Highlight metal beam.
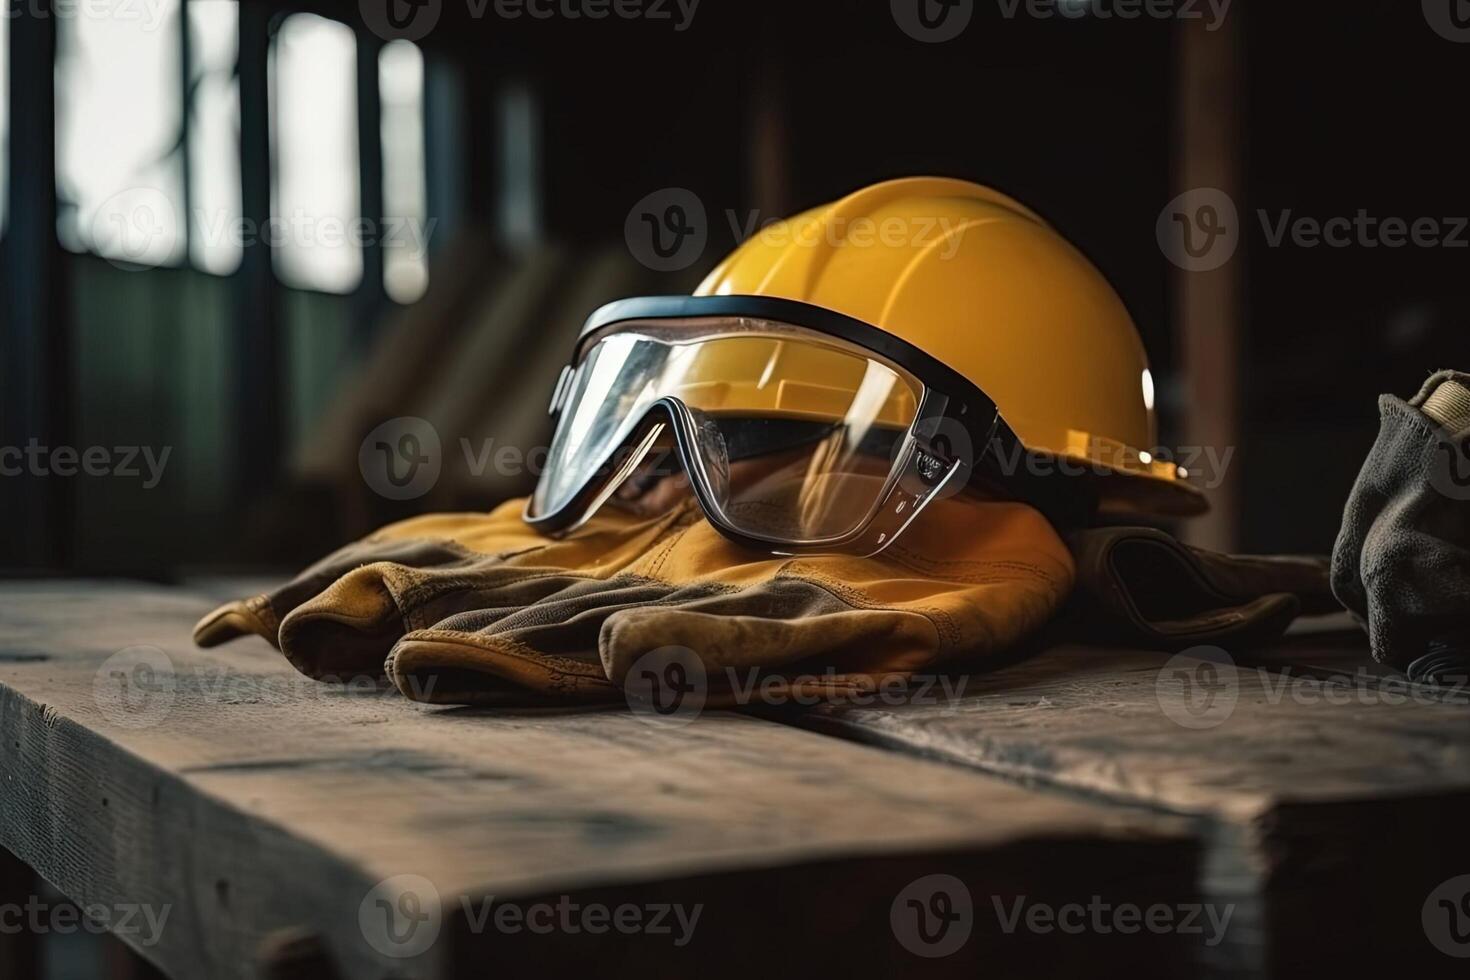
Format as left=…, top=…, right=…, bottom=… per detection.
left=353, top=27, right=385, bottom=347
left=232, top=0, right=282, bottom=500
left=0, top=3, right=69, bottom=569
left=1174, top=11, right=1244, bottom=552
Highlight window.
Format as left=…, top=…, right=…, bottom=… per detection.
left=44, top=6, right=431, bottom=292
left=55, top=0, right=187, bottom=266
left=380, top=39, right=429, bottom=304
left=269, top=14, right=361, bottom=294
left=188, top=0, right=242, bottom=275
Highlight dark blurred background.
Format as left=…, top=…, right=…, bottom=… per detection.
left=0, top=0, right=1466, bottom=579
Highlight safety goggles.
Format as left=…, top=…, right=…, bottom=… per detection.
left=525, top=296, right=1009, bottom=556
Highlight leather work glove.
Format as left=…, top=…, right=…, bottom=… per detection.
left=1332, top=370, right=1470, bottom=680
left=1058, top=526, right=1335, bottom=651
left=378, top=492, right=1073, bottom=705
left=193, top=498, right=680, bottom=694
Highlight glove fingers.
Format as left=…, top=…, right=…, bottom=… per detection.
left=385, top=577, right=679, bottom=702
left=475, top=577, right=700, bottom=650
left=190, top=536, right=495, bottom=652
left=387, top=632, right=619, bottom=705
left=385, top=571, right=746, bottom=703
left=194, top=537, right=499, bottom=652
left=1150, top=593, right=1302, bottom=650
left=193, top=594, right=279, bottom=648
left=276, top=560, right=638, bottom=681
left=387, top=587, right=930, bottom=707
left=599, top=579, right=942, bottom=685
left=190, top=500, right=568, bottom=652
left=277, top=563, right=417, bottom=681
left=390, top=506, right=700, bottom=645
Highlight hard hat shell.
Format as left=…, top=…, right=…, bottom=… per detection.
left=691, top=176, right=1204, bottom=516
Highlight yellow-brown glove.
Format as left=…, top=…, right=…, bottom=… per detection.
left=192, top=498, right=679, bottom=693
left=379, top=493, right=1074, bottom=705
left=197, top=491, right=1074, bottom=706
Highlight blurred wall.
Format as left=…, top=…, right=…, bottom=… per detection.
left=1, top=0, right=1466, bottom=575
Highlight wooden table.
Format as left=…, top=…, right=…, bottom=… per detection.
left=0, top=582, right=1201, bottom=979
left=780, top=621, right=1470, bottom=976
left=3, top=584, right=1468, bottom=977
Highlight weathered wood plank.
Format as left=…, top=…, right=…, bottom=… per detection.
left=780, top=630, right=1470, bottom=977
left=0, top=583, right=1200, bottom=980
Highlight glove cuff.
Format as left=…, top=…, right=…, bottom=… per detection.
left=1415, top=371, right=1470, bottom=435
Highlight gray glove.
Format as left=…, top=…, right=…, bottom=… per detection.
left=1331, top=370, right=1470, bottom=679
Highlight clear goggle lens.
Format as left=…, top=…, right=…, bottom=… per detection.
left=528, top=318, right=973, bottom=552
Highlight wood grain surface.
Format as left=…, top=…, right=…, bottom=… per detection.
left=0, top=582, right=1200, bottom=980
left=778, top=624, right=1470, bottom=976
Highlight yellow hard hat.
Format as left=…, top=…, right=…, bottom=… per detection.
left=692, top=176, right=1204, bottom=518
left=533, top=177, right=1202, bottom=554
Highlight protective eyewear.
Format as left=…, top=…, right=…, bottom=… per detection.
left=525, top=295, right=1017, bottom=556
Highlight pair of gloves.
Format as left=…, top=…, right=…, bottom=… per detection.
left=197, top=478, right=1343, bottom=705
left=196, top=492, right=1077, bottom=705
